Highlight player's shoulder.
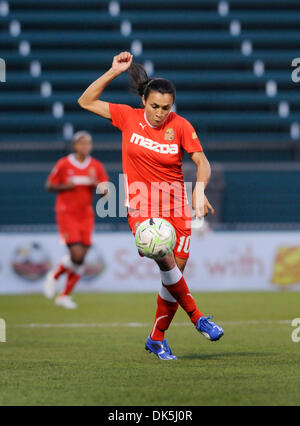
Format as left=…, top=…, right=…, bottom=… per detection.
left=90, top=157, right=105, bottom=167
left=123, top=105, right=144, bottom=117
left=55, top=155, right=69, bottom=167
left=110, top=102, right=137, bottom=113
left=167, top=112, right=193, bottom=133
left=49, top=155, right=68, bottom=174
left=167, top=111, right=188, bottom=126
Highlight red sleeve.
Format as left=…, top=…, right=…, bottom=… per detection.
left=109, top=103, right=134, bottom=131
left=96, top=161, right=109, bottom=183
left=180, top=118, right=203, bottom=153
left=47, top=158, right=65, bottom=185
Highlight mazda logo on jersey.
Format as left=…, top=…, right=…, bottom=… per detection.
left=130, top=133, right=178, bottom=154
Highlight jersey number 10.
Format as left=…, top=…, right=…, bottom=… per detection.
left=177, top=236, right=191, bottom=254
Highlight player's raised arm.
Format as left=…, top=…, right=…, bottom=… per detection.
left=78, top=51, right=133, bottom=119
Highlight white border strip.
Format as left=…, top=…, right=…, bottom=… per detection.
left=8, top=320, right=292, bottom=329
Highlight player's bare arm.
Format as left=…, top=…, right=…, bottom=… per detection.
left=190, top=151, right=215, bottom=218
left=78, top=51, right=133, bottom=119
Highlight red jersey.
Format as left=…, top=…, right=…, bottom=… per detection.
left=48, top=154, right=109, bottom=214
left=109, top=103, right=203, bottom=217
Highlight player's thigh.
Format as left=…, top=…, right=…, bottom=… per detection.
left=56, top=212, right=81, bottom=245
left=127, top=210, right=143, bottom=235
left=168, top=216, right=191, bottom=261
left=79, top=212, right=94, bottom=247
left=127, top=211, right=147, bottom=257
left=175, top=256, right=188, bottom=273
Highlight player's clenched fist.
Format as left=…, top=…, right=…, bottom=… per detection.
left=112, top=51, right=133, bottom=75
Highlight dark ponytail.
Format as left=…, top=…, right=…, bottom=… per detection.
left=128, top=62, right=149, bottom=97
left=128, top=62, right=176, bottom=103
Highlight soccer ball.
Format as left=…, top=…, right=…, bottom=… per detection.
left=135, top=218, right=176, bottom=259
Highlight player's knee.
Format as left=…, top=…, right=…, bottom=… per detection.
left=155, top=252, right=176, bottom=271
left=176, top=258, right=188, bottom=273
left=72, top=255, right=84, bottom=265
left=70, top=250, right=85, bottom=265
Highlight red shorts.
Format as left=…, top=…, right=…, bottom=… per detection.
left=127, top=211, right=192, bottom=259
left=56, top=211, right=94, bottom=247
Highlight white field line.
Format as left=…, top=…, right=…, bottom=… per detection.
left=8, top=320, right=292, bottom=329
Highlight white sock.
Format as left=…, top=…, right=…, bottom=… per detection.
left=71, top=263, right=85, bottom=276
left=61, top=254, right=72, bottom=270
left=61, top=254, right=84, bottom=275
left=159, top=285, right=177, bottom=303
left=160, top=265, right=182, bottom=286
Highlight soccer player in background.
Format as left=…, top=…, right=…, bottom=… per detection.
left=78, top=52, right=223, bottom=359
left=44, top=131, right=109, bottom=309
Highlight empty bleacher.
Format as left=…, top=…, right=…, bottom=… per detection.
left=1, top=0, right=300, bottom=226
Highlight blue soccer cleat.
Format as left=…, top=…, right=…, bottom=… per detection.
left=196, top=316, right=224, bottom=341
left=145, top=336, right=177, bottom=360
left=162, top=339, right=176, bottom=358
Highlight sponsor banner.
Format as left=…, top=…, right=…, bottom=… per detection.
left=0, top=229, right=300, bottom=294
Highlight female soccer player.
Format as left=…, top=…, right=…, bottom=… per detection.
left=44, top=131, right=109, bottom=309
left=78, top=52, right=223, bottom=358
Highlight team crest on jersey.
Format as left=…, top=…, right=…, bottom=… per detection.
left=164, top=128, right=175, bottom=141
left=89, top=166, right=96, bottom=178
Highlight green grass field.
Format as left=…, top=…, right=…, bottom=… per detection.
left=0, top=292, right=299, bottom=406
